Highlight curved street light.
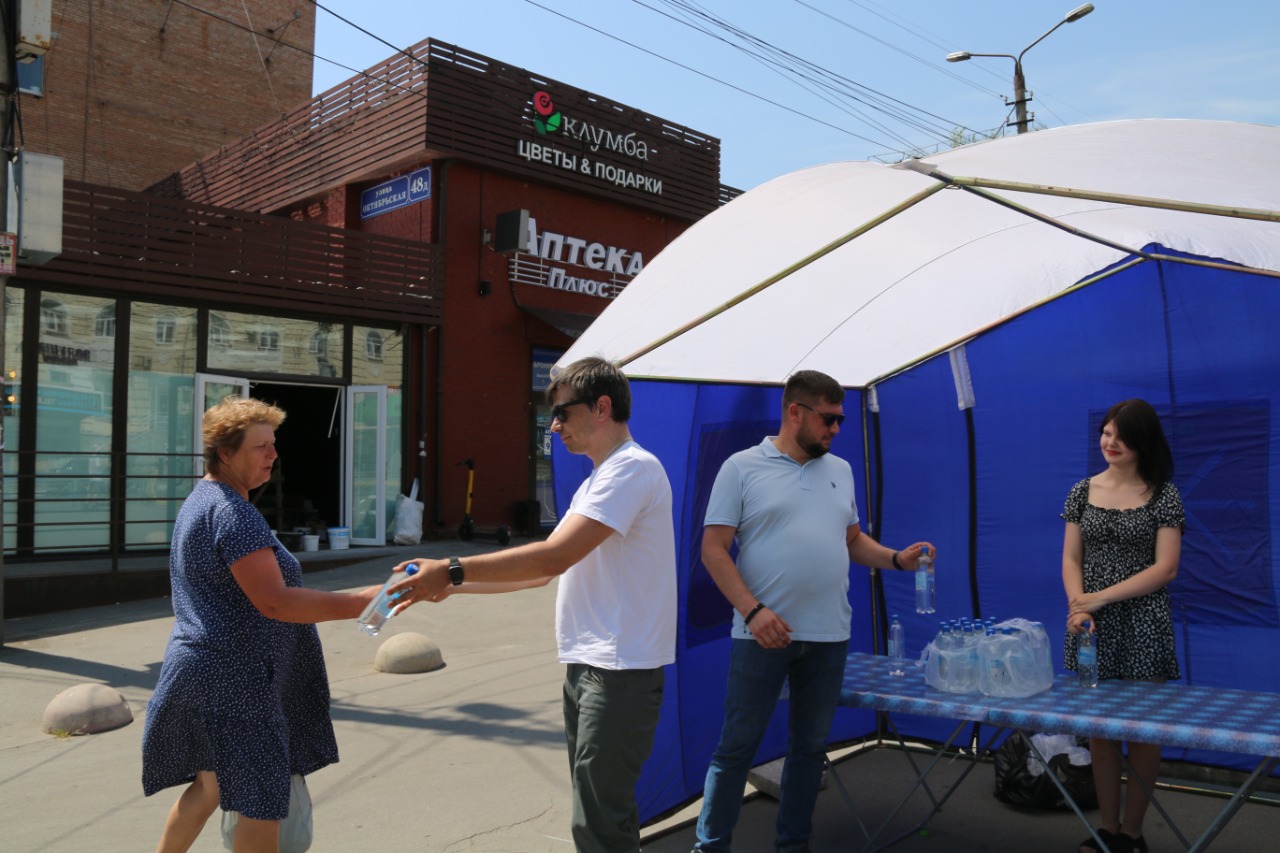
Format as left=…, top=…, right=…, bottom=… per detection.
left=947, top=4, right=1094, bottom=134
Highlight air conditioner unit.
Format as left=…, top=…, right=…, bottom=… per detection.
left=9, top=151, right=64, bottom=265
left=17, top=0, right=53, bottom=62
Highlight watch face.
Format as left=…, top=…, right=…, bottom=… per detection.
left=448, top=559, right=464, bottom=585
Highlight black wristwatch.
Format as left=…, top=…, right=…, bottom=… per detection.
left=447, top=556, right=465, bottom=586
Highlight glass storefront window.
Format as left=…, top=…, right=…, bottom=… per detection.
left=3, top=288, right=23, bottom=550
left=6, top=294, right=409, bottom=555
left=208, top=311, right=345, bottom=378
left=126, top=303, right=199, bottom=548
left=34, top=292, right=115, bottom=551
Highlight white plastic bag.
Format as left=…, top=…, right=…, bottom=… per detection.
left=221, top=773, right=312, bottom=852
left=1027, top=733, right=1091, bottom=777
left=393, top=479, right=424, bottom=546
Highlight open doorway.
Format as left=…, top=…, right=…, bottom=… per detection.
left=248, top=382, right=344, bottom=538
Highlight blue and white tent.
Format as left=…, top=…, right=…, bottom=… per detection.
left=555, top=119, right=1280, bottom=820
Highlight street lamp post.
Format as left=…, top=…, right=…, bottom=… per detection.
left=947, top=4, right=1094, bottom=134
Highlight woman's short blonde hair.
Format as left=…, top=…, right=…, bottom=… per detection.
left=203, top=396, right=286, bottom=475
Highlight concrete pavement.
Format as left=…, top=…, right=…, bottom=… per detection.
left=3, top=541, right=1277, bottom=852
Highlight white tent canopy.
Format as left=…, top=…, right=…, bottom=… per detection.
left=562, top=120, right=1280, bottom=387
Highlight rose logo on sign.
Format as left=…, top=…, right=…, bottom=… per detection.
left=532, top=90, right=561, bottom=135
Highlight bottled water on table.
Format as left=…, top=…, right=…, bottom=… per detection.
left=915, top=546, right=935, bottom=614
left=888, top=613, right=906, bottom=676
left=978, top=626, right=1011, bottom=694
left=1077, top=620, right=1098, bottom=687
left=357, top=564, right=420, bottom=636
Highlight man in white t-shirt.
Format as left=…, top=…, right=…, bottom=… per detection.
left=693, top=370, right=934, bottom=853
left=392, top=357, right=676, bottom=853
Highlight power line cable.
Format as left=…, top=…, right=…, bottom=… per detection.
left=790, top=0, right=1005, bottom=98
left=636, top=0, right=924, bottom=149
left=651, top=0, right=968, bottom=141
left=515, top=0, right=901, bottom=150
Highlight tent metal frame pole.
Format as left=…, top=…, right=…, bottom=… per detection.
left=899, top=163, right=1280, bottom=279
left=951, top=182, right=1280, bottom=281
left=925, top=173, right=1280, bottom=224
left=616, top=183, right=948, bottom=369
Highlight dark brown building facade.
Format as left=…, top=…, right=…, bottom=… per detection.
left=5, top=35, right=725, bottom=612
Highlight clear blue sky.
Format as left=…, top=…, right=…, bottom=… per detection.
left=310, top=1, right=1280, bottom=191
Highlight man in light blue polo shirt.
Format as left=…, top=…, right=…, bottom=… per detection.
left=693, top=370, right=934, bottom=853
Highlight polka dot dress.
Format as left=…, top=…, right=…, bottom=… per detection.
left=142, top=480, right=338, bottom=820
left=1061, top=478, right=1184, bottom=681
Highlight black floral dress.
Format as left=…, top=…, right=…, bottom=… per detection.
left=1061, top=478, right=1184, bottom=680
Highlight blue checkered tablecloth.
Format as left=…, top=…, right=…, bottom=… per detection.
left=839, top=652, right=1280, bottom=757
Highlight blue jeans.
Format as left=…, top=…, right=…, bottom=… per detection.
left=695, top=638, right=849, bottom=853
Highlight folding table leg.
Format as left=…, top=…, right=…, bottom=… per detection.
left=858, top=718, right=997, bottom=853
left=824, top=754, right=872, bottom=844
left=1185, top=756, right=1279, bottom=853
left=1019, top=730, right=1120, bottom=853
left=1107, top=740, right=1190, bottom=850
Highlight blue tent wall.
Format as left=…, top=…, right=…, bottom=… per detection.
left=551, top=247, right=1279, bottom=822
left=872, top=249, right=1279, bottom=773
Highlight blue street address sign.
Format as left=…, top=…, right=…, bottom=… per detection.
left=359, top=167, right=432, bottom=220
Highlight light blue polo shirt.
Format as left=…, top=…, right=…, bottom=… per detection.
left=705, top=437, right=859, bottom=642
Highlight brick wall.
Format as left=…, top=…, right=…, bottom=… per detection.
left=420, top=163, right=691, bottom=528
left=19, top=0, right=315, bottom=190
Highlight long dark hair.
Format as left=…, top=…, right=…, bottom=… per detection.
left=1100, top=399, right=1174, bottom=492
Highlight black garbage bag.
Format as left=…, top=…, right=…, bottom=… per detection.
left=993, top=731, right=1097, bottom=811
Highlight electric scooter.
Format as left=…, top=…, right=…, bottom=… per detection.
left=457, top=457, right=511, bottom=545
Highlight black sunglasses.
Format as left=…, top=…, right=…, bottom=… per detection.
left=550, top=397, right=595, bottom=423
left=795, top=401, right=846, bottom=427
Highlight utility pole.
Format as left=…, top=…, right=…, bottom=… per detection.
left=1011, top=61, right=1030, bottom=135
left=946, top=4, right=1095, bottom=135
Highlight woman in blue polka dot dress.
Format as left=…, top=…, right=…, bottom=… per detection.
left=1062, top=399, right=1184, bottom=853
left=142, top=397, right=378, bottom=852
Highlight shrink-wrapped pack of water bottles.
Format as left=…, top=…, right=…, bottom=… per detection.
left=923, top=617, right=1053, bottom=697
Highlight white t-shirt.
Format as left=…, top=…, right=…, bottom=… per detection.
left=555, top=440, right=677, bottom=670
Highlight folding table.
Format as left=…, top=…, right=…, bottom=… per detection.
left=834, top=651, right=1280, bottom=852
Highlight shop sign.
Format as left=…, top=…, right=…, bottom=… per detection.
left=37, top=386, right=103, bottom=414
left=39, top=342, right=91, bottom=365
left=0, top=232, right=15, bottom=275
left=517, top=90, right=662, bottom=197
left=359, top=167, right=432, bottom=220
left=509, top=216, right=646, bottom=300
left=531, top=347, right=560, bottom=391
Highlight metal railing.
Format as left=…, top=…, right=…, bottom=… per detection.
left=3, top=448, right=200, bottom=568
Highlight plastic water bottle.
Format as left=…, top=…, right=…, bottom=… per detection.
left=888, top=614, right=906, bottom=676
left=978, top=626, right=1008, bottom=695
left=915, top=546, right=935, bottom=614
left=1077, top=621, right=1098, bottom=687
left=357, top=564, right=420, bottom=636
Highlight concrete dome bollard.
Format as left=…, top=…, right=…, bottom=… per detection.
left=374, top=632, right=444, bottom=674
left=42, top=683, right=133, bottom=736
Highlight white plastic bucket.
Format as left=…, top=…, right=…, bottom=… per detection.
left=328, top=527, right=351, bottom=550
left=301, top=534, right=320, bottom=552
